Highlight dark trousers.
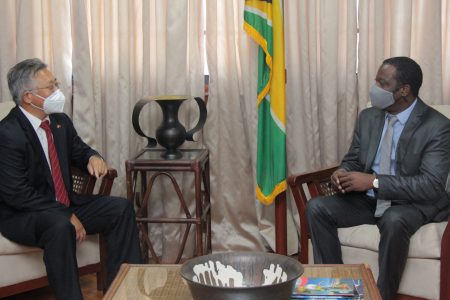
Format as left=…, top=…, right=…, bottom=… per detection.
left=0, top=196, right=141, bottom=300
left=305, top=193, right=425, bottom=300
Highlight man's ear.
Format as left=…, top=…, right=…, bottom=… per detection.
left=400, top=84, right=411, bottom=97
left=22, top=91, right=33, bottom=104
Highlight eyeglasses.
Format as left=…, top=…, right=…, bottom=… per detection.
left=29, top=80, right=60, bottom=92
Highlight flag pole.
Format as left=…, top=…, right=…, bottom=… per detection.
left=275, top=0, right=287, bottom=256
left=275, top=191, right=287, bottom=255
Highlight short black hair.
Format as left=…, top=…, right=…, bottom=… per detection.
left=382, top=56, right=422, bottom=97
left=7, top=58, right=47, bottom=105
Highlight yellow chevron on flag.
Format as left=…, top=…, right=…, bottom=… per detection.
left=244, top=0, right=286, bottom=205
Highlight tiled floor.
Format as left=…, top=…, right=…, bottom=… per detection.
left=4, top=274, right=103, bottom=300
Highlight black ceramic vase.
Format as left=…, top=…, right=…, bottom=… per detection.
left=132, top=95, right=207, bottom=159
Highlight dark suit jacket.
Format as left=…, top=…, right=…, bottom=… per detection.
left=0, top=106, right=99, bottom=223
left=340, top=98, right=450, bottom=222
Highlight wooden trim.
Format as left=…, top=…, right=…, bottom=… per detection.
left=287, top=166, right=338, bottom=263
left=396, top=294, right=427, bottom=300
left=103, top=264, right=130, bottom=300
left=440, top=219, right=450, bottom=300
left=362, top=264, right=382, bottom=300
left=98, top=168, right=118, bottom=196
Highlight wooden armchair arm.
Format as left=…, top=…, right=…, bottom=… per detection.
left=287, top=165, right=338, bottom=263
left=71, top=166, right=117, bottom=196
left=98, top=168, right=118, bottom=196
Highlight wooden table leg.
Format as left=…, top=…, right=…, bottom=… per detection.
left=194, top=165, right=203, bottom=256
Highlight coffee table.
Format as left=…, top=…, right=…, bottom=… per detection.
left=104, top=263, right=381, bottom=299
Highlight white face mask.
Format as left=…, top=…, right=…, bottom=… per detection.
left=369, top=84, right=395, bottom=109
left=31, top=89, right=66, bottom=114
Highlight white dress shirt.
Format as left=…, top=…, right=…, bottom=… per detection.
left=19, top=106, right=51, bottom=169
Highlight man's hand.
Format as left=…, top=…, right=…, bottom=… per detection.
left=330, top=168, right=348, bottom=193
left=338, top=172, right=376, bottom=193
left=87, top=155, right=107, bottom=179
left=70, top=214, right=86, bottom=243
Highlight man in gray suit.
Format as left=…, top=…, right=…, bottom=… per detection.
left=306, top=57, right=450, bottom=300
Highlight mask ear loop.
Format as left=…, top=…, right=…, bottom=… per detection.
left=394, top=84, right=410, bottom=103
left=26, top=90, right=46, bottom=111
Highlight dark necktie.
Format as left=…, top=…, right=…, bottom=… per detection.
left=40, top=120, right=70, bottom=206
left=375, top=115, right=398, bottom=217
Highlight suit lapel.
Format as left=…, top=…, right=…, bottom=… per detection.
left=396, top=98, right=427, bottom=167
left=365, top=109, right=385, bottom=170
left=14, top=107, right=54, bottom=188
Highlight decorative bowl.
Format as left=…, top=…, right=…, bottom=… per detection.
left=180, top=251, right=304, bottom=300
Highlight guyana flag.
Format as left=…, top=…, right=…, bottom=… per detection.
left=244, top=0, right=286, bottom=205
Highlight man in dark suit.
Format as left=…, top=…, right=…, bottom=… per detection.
left=306, top=57, right=450, bottom=300
left=0, top=58, right=141, bottom=299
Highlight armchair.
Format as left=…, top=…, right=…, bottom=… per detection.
left=287, top=105, right=450, bottom=300
left=0, top=101, right=117, bottom=297
left=288, top=167, right=449, bottom=300
left=0, top=167, right=117, bottom=298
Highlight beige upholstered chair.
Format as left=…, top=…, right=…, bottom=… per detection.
left=287, top=105, right=450, bottom=300
left=0, top=101, right=116, bottom=297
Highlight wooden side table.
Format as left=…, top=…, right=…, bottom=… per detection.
left=125, top=149, right=211, bottom=263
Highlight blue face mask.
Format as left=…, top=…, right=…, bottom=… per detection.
left=369, top=84, right=395, bottom=109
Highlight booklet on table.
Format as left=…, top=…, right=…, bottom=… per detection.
left=292, top=277, right=363, bottom=299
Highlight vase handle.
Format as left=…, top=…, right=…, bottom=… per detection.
left=186, top=97, right=207, bottom=141
left=132, top=99, right=157, bottom=148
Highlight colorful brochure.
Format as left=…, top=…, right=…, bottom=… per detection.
left=291, top=277, right=363, bottom=299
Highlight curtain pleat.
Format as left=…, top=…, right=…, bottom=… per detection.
left=358, top=0, right=445, bottom=106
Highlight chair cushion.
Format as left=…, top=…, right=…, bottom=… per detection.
left=340, top=245, right=441, bottom=300
left=0, top=234, right=100, bottom=287
left=0, top=233, right=41, bottom=255
left=0, top=232, right=100, bottom=257
left=432, top=104, right=450, bottom=118
left=338, top=221, right=447, bottom=259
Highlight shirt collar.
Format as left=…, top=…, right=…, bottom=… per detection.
left=19, top=106, right=50, bottom=131
left=386, top=98, right=418, bottom=125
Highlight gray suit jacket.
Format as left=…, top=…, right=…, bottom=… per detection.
left=340, top=99, right=450, bottom=222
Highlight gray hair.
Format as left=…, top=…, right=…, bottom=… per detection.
left=7, top=58, right=47, bottom=105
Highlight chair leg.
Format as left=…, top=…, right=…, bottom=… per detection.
left=440, top=220, right=450, bottom=300
left=96, top=271, right=103, bottom=291
left=99, top=235, right=108, bottom=292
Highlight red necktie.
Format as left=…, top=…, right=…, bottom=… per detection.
left=40, top=120, right=70, bottom=206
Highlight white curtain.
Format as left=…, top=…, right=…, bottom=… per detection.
left=444, top=0, right=450, bottom=103
left=71, top=0, right=204, bottom=177
left=205, top=0, right=269, bottom=252
left=285, top=0, right=358, bottom=172
left=358, top=0, right=450, bottom=106
left=0, top=0, right=73, bottom=113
